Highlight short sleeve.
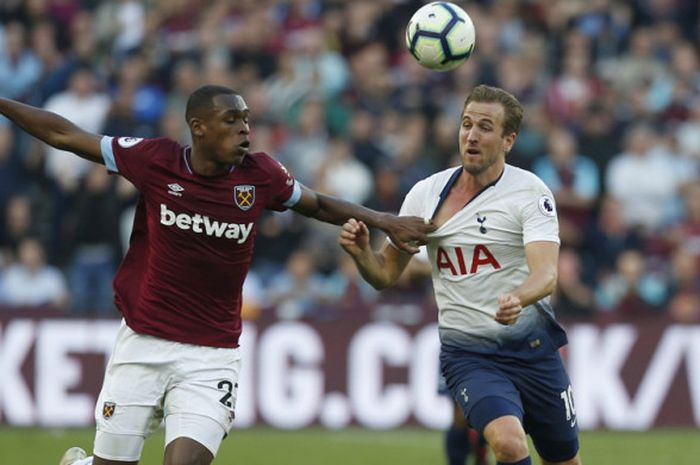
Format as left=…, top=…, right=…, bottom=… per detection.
left=264, top=155, right=300, bottom=211
left=386, top=180, right=430, bottom=249
left=100, top=136, right=166, bottom=189
left=520, top=184, right=560, bottom=245
left=398, top=181, right=427, bottom=218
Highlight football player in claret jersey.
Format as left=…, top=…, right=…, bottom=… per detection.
left=0, top=85, right=435, bottom=465
left=339, top=85, right=583, bottom=465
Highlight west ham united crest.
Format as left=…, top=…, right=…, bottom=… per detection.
left=102, top=401, right=116, bottom=419
left=234, top=185, right=255, bottom=211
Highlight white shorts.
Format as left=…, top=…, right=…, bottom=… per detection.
left=94, top=321, right=241, bottom=460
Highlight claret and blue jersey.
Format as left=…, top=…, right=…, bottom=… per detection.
left=100, top=136, right=300, bottom=348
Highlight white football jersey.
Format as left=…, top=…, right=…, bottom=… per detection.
left=398, top=164, right=563, bottom=353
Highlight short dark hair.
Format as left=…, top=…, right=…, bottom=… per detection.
left=185, top=85, right=239, bottom=122
left=462, top=85, right=523, bottom=136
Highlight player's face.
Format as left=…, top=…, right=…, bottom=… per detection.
left=458, top=101, right=516, bottom=176
left=203, top=94, right=251, bottom=165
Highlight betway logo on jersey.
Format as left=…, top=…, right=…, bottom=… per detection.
left=160, top=204, right=253, bottom=244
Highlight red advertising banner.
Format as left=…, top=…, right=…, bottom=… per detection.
left=0, top=309, right=698, bottom=429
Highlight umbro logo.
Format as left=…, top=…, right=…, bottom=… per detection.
left=168, top=183, right=184, bottom=197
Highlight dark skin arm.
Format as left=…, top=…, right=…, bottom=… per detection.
left=0, top=98, right=437, bottom=252
left=292, top=185, right=436, bottom=254
left=0, top=97, right=103, bottom=163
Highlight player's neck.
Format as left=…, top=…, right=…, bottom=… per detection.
left=190, top=148, right=233, bottom=177
left=458, top=162, right=505, bottom=193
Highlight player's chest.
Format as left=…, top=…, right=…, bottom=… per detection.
left=434, top=203, right=521, bottom=245
left=142, top=173, right=269, bottom=224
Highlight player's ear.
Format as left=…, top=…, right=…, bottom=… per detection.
left=190, top=117, right=205, bottom=138
left=503, top=131, right=517, bottom=154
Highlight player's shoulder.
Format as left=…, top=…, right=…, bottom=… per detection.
left=411, top=166, right=461, bottom=195
left=243, top=151, right=274, bottom=167
left=114, top=136, right=181, bottom=153
left=502, top=164, right=551, bottom=193
left=243, top=151, right=277, bottom=169
left=243, top=151, right=291, bottom=175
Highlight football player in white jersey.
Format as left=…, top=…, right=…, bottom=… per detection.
left=339, top=85, right=582, bottom=465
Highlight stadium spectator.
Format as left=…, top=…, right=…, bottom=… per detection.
left=268, top=248, right=331, bottom=320
left=162, top=59, right=204, bottom=144
left=29, top=20, right=67, bottom=103
left=0, top=21, right=42, bottom=103
left=575, top=101, right=622, bottom=185
left=594, top=249, right=668, bottom=320
left=65, top=165, right=122, bottom=316
left=278, top=96, right=330, bottom=186
left=0, top=125, right=27, bottom=212
left=544, top=47, right=602, bottom=126
left=43, top=64, right=110, bottom=192
left=0, top=236, right=68, bottom=309
left=551, top=247, right=595, bottom=319
left=324, top=251, right=379, bottom=316
left=533, top=125, right=600, bottom=246
left=0, top=193, right=37, bottom=263
left=675, top=98, right=700, bottom=161
left=346, top=108, right=389, bottom=171
left=599, top=27, right=665, bottom=102
left=667, top=182, right=700, bottom=266
left=605, top=123, right=689, bottom=232
left=93, top=0, right=146, bottom=60
left=666, top=245, right=700, bottom=324
left=507, top=103, right=548, bottom=170
left=315, top=137, right=373, bottom=205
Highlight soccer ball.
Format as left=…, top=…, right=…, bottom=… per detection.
left=405, top=2, right=476, bottom=72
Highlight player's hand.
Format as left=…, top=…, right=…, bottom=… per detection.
left=384, top=215, right=436, bottom=254
left=338, top=218, right=371, bottom=256
left=495, top=294, right=522, bottom=325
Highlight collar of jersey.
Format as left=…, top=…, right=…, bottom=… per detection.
left=430, top=166, right=505, bottom=219
left=183, top=146, right=236, bottom=177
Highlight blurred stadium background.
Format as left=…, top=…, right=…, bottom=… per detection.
left=1, top=0, right=699, bottom=464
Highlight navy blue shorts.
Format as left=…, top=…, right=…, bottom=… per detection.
left=440, top=345, right=579, bottom=457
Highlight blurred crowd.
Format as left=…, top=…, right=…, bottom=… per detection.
left=0, top=0, right=699, bottom=324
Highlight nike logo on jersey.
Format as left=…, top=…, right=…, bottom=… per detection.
left=159, top=204, right=253, bottom=244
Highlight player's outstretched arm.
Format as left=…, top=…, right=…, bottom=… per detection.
left=338, top=219, right=413, bottom=289
left=291, top=184, right=436, bottom=254
left=0, top=97, right=103, bottom=164
left=495, top=241, right=559, bottom=325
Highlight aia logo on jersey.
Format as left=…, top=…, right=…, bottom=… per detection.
left=436, top=245, right=501, bottom=276
left=234, top=185, right=255, bottom=210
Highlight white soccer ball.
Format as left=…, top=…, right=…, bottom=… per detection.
left=405, top=2, right=476, bottom=72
